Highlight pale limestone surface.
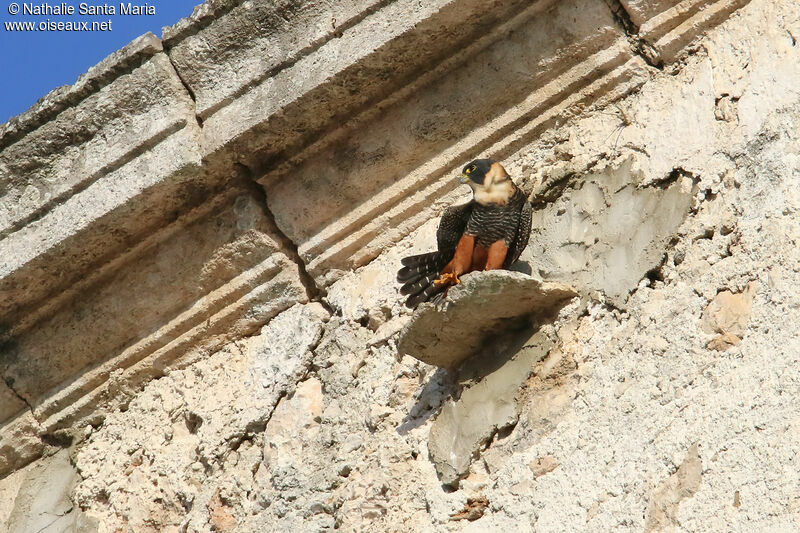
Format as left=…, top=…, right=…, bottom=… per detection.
left=1, top=0, right=800, bottom=531
left=72, top=303, right=329, bottom=531
left=3, top=450, right=96, bottom=533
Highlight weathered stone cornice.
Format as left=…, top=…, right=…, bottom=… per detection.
left=622, top=0, right=751, bottom=63
left=0, top=33, right=164, bottom=148
left=0, top=33, right=203, bottom=327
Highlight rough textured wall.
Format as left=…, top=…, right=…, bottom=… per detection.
left=1, top=0, right=799, bottom=531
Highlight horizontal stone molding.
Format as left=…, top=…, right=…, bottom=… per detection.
left=187, top=0, right=542, bottom=174
left=164, top=0, right=394, bottom=120
left=0, top=33, right=164, bottom=148
left=258, top=0, right=645, bottom=286
left=0, top=37, right=205, bottom=328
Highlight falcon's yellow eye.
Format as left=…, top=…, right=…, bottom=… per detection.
left=464, top=167, right=472, bottom=174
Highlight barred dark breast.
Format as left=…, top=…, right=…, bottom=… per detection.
left=466, top=188, right=528, bottom=251
left=397, top=159, right=532, bottom=308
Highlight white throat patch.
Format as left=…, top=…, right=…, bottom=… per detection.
left=471, top=162, right=516, bottom=205
left=472, top=180, right=515, bottom=205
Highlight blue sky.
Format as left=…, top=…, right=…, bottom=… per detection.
left=0, top=0, right=201, bottom=124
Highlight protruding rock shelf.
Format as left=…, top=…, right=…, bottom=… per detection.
left=397, top=270, right=577, bottom=369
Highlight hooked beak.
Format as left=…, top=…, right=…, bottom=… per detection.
left=458, top=174, right=469, bottom=184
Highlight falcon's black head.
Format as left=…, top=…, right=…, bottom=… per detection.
left=459, top=158, right=516, bottom=205
left=459, top=159, right=494, bottom=185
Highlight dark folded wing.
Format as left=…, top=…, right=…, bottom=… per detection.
left=436, top=201, right=473, bottom=251
left=505, top=199, right=532, bottom=267
left=396, top=201, right=472, bottom=309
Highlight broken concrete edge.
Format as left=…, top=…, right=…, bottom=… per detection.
left=428, top=326, right=557, bottom=485
left=0, top=32, right=163, bottom=149
left=521, top=155, right=699, bottom=309
left=161, top=0, right=240, bottom=44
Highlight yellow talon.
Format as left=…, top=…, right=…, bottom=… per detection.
left=433, top=272, right=461, bottom=286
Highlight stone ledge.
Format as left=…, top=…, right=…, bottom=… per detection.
left=398, top=271, right=576, bottom=369
left=0, top=0, right=752, bottom=330
left=1, top=186, right=301, bottom=408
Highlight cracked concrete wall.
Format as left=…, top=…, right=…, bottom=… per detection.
left=1, top=0, right=799, bottom=530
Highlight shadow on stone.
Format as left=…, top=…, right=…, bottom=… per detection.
left=508, top=260, right=532, bottom=275
left=397, top=327, right=536, bottom=437
left=395, top=270, right=578, bottom=487
left=396, top=367, right=459, bottom=435
left=457, top=320, right=542, bottom=383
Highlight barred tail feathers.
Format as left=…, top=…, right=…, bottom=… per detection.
left=397, top=250, right=452, bottom=308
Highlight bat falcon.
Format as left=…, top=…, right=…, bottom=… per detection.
left=397, top=158, right=532, bottom=308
